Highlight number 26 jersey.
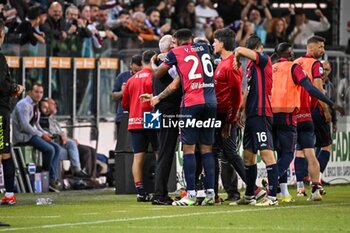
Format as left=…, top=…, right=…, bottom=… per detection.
left=163, top=43, right=217, bottom=107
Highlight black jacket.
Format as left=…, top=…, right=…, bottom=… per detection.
left=0, top=53, right=17, bottom=111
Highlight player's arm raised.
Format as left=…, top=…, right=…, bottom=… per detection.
left=234, top=47, right=257, bottom=69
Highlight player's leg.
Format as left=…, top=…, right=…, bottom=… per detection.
left=0, top=112, right=16, bottom=205
left=299, top=121, right=322, bottom=201
left=253, top=116, right=278, bottom=206
left=130, top=130, right=148, bottom=202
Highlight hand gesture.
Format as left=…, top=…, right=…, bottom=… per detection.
left=233, top=57, right=241, bottom=70
left=333, top=104, right=345, bottom=116
left=237, top=110, right=246, bottom=128
left=139, top=93, right=152, bottom=102
left=42, top=133, right=53, bottom=142
left=314, top=9, right=324, bottom=18
left=12, top=84, right=25, bottom=97
left=151, top=96, right=160, bottom=107
left=221, top=123, right=232, bottom=139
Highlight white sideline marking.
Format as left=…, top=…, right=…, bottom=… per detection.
left=1, top=216, right=61, bottom=219
left=0, top=203, right=348, bottom=232
left=79, top=213, right=98, bottom=216
left=85, top=225, right=331, bottom=231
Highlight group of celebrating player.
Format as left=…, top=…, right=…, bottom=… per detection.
left=121, top=27, right=345, bottom=206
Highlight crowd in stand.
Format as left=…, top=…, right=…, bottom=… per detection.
left=0, top=0, right=332, bottom=57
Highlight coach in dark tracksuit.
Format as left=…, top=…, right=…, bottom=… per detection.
left=152, top=35, right=182, bottom=205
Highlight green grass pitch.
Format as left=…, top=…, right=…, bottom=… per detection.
left=1, top=185, right=350, bottom=233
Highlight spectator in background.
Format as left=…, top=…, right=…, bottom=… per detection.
left=64, top=4, right=92, bottom=57
left=205, top=16, right=224, bottom=43
left=129, top=0, right=144, bottom=13
left=155, top=0, right=176, bottom=27
left=195, top=0, right=218, bottom=37
left=94, top=9, right=118, bottom=43
left=145, top=7, right=171, bottom=37
left=241, top=0, right=272, bottom=45
left=112, top=54, right=142, bottom=137
left=79, top=4, right=102, bottom=57
left=289, top=9, right=330, bottom=46
left=174, top=0, right=196, bottom=31
left=265, top=18, right=288, bottom=47
left=112, top=9, right=142, bottom=49
left=40, top=1, right=66, bottom=56
left=217, top=0, right=247, bottom=25
left=12, top=83, right=62, bottom=192
left=235, top=20, right=255, bottom=46
left=128, top=12, right=159, bottom=42
left=90, top=4, right=100, bottom=23
left=15, top=6, right=45, bottom=48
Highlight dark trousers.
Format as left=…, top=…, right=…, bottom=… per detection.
left=154, top=125, right=179, bottom=197
left=221, top=159, right=240, bottom=198
left=78, top=144, right=97, bottom=178
left=214, top=118, right=246, bottom=183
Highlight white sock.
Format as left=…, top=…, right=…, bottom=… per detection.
left=267, top=195, right=277, bottom=201
left=297, top=181, right=304, bottom=190
left=280, top=183, right=289, bottom=197
left=188, top=190, right=196, bottom=198
left=319, top=172, right=323, bottom=182
left=5, top=192, right=14, bottom=197
left=206, top=189, right=214, bottom=194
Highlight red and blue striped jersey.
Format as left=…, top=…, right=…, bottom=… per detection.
left=245, top=52, right=273, bottom=118
left=163, top=43, right=217, bottom=107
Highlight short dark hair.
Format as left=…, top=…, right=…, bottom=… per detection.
left=214, top=28, right=236, bottom=51
left=131, top=54, right=142, bottom=66
left=119, top=9, right=130, bottom=16
left=307, top=35, right=326, bottom=45
left=246, top=34, right=262, bottom=50
left=27, top=82, right=43, bottom=91
left=173, top=28, right=193, bottom=41
left=274, top=42, right=292, bottom=55
left=142, top=50, right=157, bottom=64
left=295, top=8, right=305, bottom=15
left=145, top=7, right=159, bottom=16
left=28, top=6, right=42, bottom=20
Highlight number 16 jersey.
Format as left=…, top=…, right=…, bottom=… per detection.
left=163, top=43, right=217, bottom=107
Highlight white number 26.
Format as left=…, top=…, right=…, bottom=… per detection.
left=184, top=54, right=213, bottom=80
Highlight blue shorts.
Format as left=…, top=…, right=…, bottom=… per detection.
left=273, top=113, right=297, bottom=153
left=130, top=129, right=158, bottom=153
left=180, top=103, right=217, bottom=145
left=243, top=116, right=274, bottom=153
left=312, top=107, right=331, bottom=147
left=297, top=121, right=315, bottom=150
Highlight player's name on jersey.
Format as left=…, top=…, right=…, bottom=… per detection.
left=190, top=82, right=214, bottom=89
left=184, top=46, right=205, bottom=53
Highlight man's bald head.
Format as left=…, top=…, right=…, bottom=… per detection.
left=49, top=2, right=63, bottom=21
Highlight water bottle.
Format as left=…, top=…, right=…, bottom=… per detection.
left=34, top=173, right=42, bottom=193
left=36, top=197, right=53, bottom=205
left=27, top=163, right=36, bottom=175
